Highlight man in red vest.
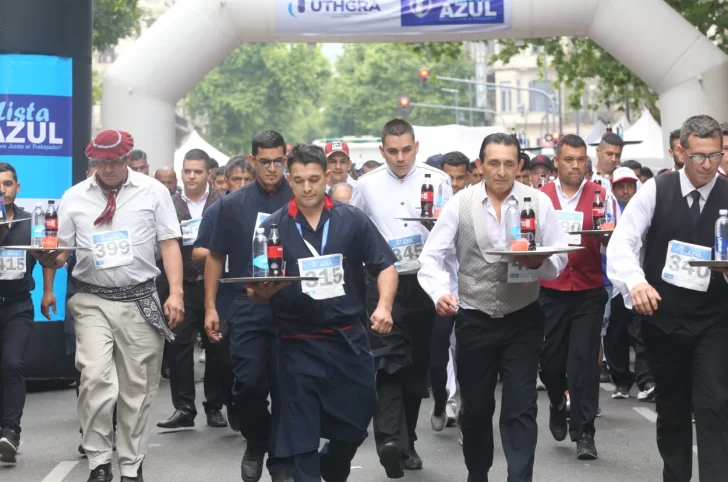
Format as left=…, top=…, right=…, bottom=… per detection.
left=539, top=134, right=607, bottom=461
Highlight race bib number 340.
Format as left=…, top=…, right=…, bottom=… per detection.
left=93, top=230, right=133, bottom=269
left=0, top=249, right=26, bottom=280
left=298, top=254, right=345, bottom=300
left=661, top=240, right=711, bottom=292
left=388, top=235, right=423, bottom=273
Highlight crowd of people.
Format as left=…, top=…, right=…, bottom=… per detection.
left=0, top=114, right=727, bottom=482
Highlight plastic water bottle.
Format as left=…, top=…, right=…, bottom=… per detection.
left=32, top=202, right=46, bottom=247
left=434, top=180, right=451, bottom=218
left=0, top=191, right=5, bottom=222
left=506, top=199, right=521, bottom=247
left=252, top=227, right=269, bottom=277
left=715, top=209, right=728, bottom=261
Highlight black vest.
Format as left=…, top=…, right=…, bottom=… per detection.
left=643, top=172, right=728, bottom=334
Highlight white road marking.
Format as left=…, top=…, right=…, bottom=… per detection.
left=41, top=461, right=78, bottom=482
left=351, top=466, right=362, bottom=469
left=633, top=407, right=658, bottom=423
left=600, top=382, right=616, bottom=392
left=693, top=446, right=698, bottom=455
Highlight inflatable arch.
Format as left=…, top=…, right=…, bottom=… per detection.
left=102, top=0, right=728, bottom=170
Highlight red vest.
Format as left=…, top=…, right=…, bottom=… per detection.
left=540, top=180, right=604, bottom=292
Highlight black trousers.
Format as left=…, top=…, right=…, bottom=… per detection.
left=642, top=321, right=728, bottom=482
left=289, top=440, right=360, bottom=482
left=170, top=281, right=232, bottom=416
left=430, top=315, right=455, bottom=414
left=539, top=287, right=606, bottom=440
left=373, top=368, right=423, bottom=454
left=604, top=293, right=654, bottom=390
left=0, top=297, right=33, bottom=434
left=456, top=303, right=543, bottom=482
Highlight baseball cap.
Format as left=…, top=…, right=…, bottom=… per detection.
left=531, top=155, right=554, bottom=171
left=611, top=166, right=640, bottom=185
left=325, top=140, right=350, bottom=158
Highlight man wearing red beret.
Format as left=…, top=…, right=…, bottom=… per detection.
left=37, top=130, right=184, bottom=482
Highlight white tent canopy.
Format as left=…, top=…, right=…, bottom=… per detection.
left=621, top=109, right=666, bottom=171
left=413, top=124, right=508, bottom=162
left=173, top=131, right=230, bottom=180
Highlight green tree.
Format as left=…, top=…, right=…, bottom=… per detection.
left=93, top=0, right=142, bottom=52
left=323, top=44, right=477, bottom=137
left=185, top=43, right=332, bottom=154
left=405, top=0, right=728, bottom=121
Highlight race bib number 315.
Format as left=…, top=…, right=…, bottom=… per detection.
left=0, top=249, right=26, bottom=280
left=661, top=240, right=711, bottom=292
left=299, top=254, right=345, bottom=300
left=93, top=230, right=134, bottom=269
left=388, top=235, right=423, bottom=273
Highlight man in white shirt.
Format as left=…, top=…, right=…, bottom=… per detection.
left=418, top=133, right=568, bottom=482
left=350, top=119, right=451, bottom=478
left=36, top=130, right=184, bottom=482
left=595, top=133, right=624, bottom=181
left=607, top=115, right=728, bottom=482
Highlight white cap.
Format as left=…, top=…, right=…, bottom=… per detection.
left=611, top=166, right=640, bottom=186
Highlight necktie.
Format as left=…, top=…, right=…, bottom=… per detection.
left=689, top=190, right=701, bottom=226
left=94, top=172, right=128, bottom=226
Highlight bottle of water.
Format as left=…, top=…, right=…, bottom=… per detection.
left=715, top=209, right=728, bottom=261
left=32, top=202, right=46, bottom=247
left=252, top=227, right=269, bottom=276
left=434, top=180, right=452, bottom=218
left=506, top=199, right=521, bottom=246
left=0, top=190, right=5, bottom=222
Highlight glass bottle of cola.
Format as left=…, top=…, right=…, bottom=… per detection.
left=539, top=173, right=547, bottom=188
left=520, top=197, right=537, bottom=251
left=421, top=173, right=434, bottom=217
left=593, top=190, right=605, bottom=230
left=267, top=223, right=283, bottom=277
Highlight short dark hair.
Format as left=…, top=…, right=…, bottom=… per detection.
left=478, top=132, right=520, bottom=161
left=440, top=151, right=469, bottom=170
left=721, top=122, right=728, bottom=136
left=251, top=130, right=286, bottom=157
left=519, top=151, right=531, bottom=170
left=621, top=160, right=642, bottom=171
left=381, top=119, right=415, bottom=143
left=640, top=166, right=654, bottom=179
left=287, top=144, right=327, bottom=172
left=183, top=148, right=211, bottom=171
left=213, top=167, right=226, bottom=178
left=209, top=158, right=219, bottom=169
left=467, top=160, right=478, bottom=173
left=669, top=129, right=681, bottom=150
left=225, top=157, right=254, bottom=178
left=0, top=162, right=18, bottom=182
left=556, top=134, right=587, bottom=157
left=362, top=160, right=382, bottom=171
left=130, top=149, right=147, bottom=162
left=679, top=115, right=722, bottom=149
left=600, top=133, right=624, bottom=148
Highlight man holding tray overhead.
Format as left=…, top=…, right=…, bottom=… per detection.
left=35, top=129, right=184, bottom=482
left=247, top=144, right=398, bottom=482
left=418, top=133, right=569, bottom=482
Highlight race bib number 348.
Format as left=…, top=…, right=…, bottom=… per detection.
left=298, top=254, right=345, bottom=300
left=661, top=240, right=711, bottom=292
left=93, top=230, right=133, bottom=269
left=388, top=235, right=423, bottom=273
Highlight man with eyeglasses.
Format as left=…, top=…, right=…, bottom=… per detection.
left=539, top=134, right=608, bottom=461
left=608, top=115, right=728, bottom=482
left=203, top=130, right=292, bottom=482
left=324, top=141, right=357, bottom=194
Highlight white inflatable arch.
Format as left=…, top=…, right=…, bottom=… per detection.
left=102, top=0, right=728, bottom=170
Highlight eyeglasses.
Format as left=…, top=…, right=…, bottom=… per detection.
left=686, top=152, right=723, bottom=164
left=255, top=157, right=285, bottom=169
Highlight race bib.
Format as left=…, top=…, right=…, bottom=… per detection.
left=93, top=230, right=133, bottom=269
left=0, top=249, right=26, bottom=280
left=556, top=211, right=583, bottom=245
left=388, top=235, right=423, bottom=273
left=298, top=254, right=345, bottom=300
left=507, top=261, right=538, bottom=284
left=180, top=218, right=202, bottom=247
left=661, top=240, right=712, bottom=292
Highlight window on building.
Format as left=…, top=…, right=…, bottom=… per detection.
left=500, top=82, right=512, bottom=113
left=528, top=80, right=554, bottom=112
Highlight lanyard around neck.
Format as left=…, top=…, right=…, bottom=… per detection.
left=295, top=218, right=330, bottom=258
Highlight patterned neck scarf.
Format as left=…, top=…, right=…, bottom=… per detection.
left=94, top=172, right=128, bottom=226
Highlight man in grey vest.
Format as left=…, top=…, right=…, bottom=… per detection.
left=418, top=133, right=569, bottom=482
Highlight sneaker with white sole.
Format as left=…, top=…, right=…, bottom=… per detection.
left=445, top=401, right=457, bottom=427
left=430, top=409, right=447, bottom=432
left=612, top=385, right=631, bottom=399
left=637, top=383, right=656, bottom=402
left=0, top=428, right=20, bottom=464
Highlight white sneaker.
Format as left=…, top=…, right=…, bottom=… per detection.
left=445, top=401, right=457, bottom=427
left=637, top=384, right=656, bottom=402
left=430, top=409, right=447, bottom=432
left=536, top=375, right=546, bottom=391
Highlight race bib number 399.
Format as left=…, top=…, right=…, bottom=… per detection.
left=93, top=230, right=133, bottom=269
left=298, top=254, right=345, bottom=300
left=661, top=240, right=711, bottom=292
left=388, top=235, right=423, bottom=273
left=0, top=249, right=26, bottom=280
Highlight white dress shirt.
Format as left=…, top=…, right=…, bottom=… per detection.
left=351, top=162, right=452, bottom=274
left=58, top=168, right=182, bottom=287
left=418, top=182, right=570, bottom=307
left=553, top=178, right=587, bottom=211
left=607, top=170, right=720, bottom=308
left=181, top=184, right=209, bottom=219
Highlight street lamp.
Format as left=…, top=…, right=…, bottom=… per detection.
left=419, top=67, right=431, bottom=87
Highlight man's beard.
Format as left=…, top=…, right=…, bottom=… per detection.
left=673, top=155, right=684, bottom=168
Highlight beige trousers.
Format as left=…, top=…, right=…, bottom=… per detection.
left=68, top=292, right=164, bottom=478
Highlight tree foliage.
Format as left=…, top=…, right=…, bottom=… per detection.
left=93, top=0, right=142, bottom=52
left=404, top=0, right=728, bottom=122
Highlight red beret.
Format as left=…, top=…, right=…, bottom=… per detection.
left=85, top=130, right=134, bottom=161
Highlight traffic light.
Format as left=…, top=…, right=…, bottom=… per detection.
left=398, top=96, right=411, bottom=116
left=419, top=67, right=430, bottom=87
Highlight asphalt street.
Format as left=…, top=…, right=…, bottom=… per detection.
left=2, top=358, right=698, bottom=482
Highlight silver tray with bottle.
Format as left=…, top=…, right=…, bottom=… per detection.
left=687, top=260, right=728, bottom=268
left=0, top=218, right=30, bottom=226
left=0, top=245, right=88, bottom=251
left=568, top=229, right=614, bottom=235
left=483, top=246, right=584, bottom=256
left=396, top=217, right=437, bottom=222
left=219, top=276, right=320, bottom=284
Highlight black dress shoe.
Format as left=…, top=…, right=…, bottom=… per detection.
left=88, top=463, right=113, bottom=482
left=549, top=399, right=568, bottom=442
left=206, top=409, right=228, bottom=428
left=379, top=442, right=404, bottom=479
left=576, top=433, right=598, bottom=460
left=403, top=446, right=422, bottom=470
left=120, top=464, right=143, bottom=482
left=157, top=410, right=195, bottom=429
left=241, top=443, right=265, bottom=482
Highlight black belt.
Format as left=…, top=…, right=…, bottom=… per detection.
left=0, top=293, right=30, bottom=305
